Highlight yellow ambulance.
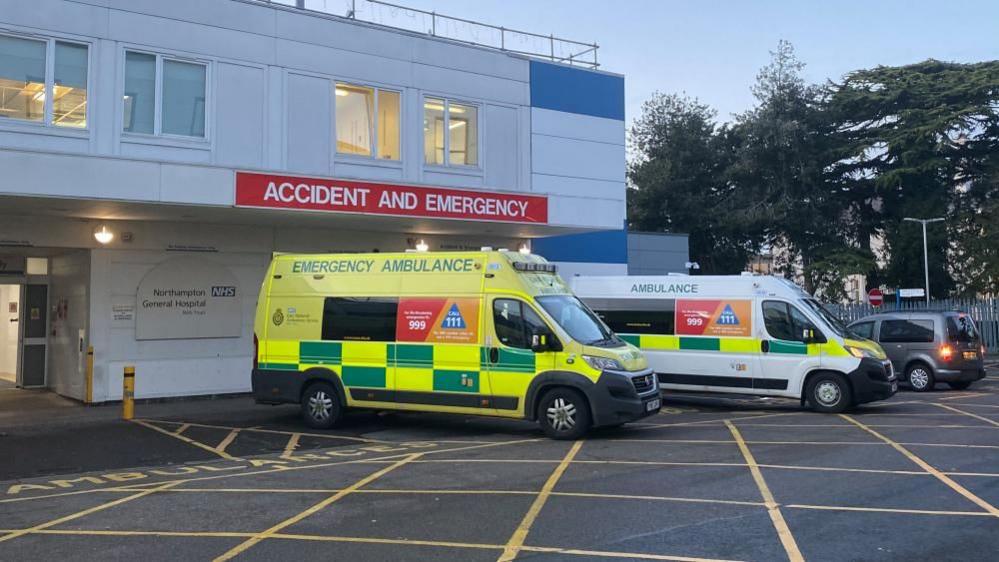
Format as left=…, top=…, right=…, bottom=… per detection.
left=253, top=250, right=661, bottom=439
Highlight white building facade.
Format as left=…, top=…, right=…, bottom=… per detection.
left=0, top=0, right=626, bottom=402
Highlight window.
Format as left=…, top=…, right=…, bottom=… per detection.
left=850, top=321, right=875, bottom=341
left=335, top=83, right=400, bottom=160
left=593, top=299, right=675, bottom=335
left=322, top=297, right=398, bottom=342
left=947, top=316, right=979, bottom=343
left=763, top=301, right=821, bottom=343
left=0, top=35, right=88, bottom=128
left=537, top=295, right=617, bottom=346
left=124, top=51, right=207, bottom=138
left=423, top=97, right=478, bottom=167
left=493, top=299, right=551, bottom=350
left=879, top=319, right=935, bottom=343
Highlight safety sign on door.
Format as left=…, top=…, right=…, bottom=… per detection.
left=397, top=298, right=480, bottom=344
left=675, top=300, right=752, bottom=337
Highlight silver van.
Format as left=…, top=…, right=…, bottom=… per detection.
left=848, top=311, right=986, bottom=391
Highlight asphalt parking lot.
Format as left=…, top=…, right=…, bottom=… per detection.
left=2, top=367, right=998, bottom=561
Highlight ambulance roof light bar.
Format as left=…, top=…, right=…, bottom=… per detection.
left=511, top=261, right=558, bottom=274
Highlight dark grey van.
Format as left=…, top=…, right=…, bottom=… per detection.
left=848, top=312, right=986, bottom=391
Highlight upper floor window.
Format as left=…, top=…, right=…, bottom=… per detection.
left=423, top=97, right=478, bottom=167
left=123, top=51, right=206, bottom=138
left=0, top=34, right=88, bottom=128
left=335, top=82, right=400, bottom=160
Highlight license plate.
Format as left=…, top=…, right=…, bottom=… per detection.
left=646, top=398, right=661, bottom=412
left=891, top=381, right=898, bottom=393
left=963, top=351, right=978, bottom=360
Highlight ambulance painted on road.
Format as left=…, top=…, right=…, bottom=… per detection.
left=253, top=250, right=661, bottom=439
left=571, top=275, right=898, bottom=412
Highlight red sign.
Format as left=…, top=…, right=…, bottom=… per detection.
left=675, top=299, right=753, bottom=338
left=868, top=288, right=884, bottom=307
left=235, top=172, right=548, bottom=224
left=396, top=298, right=480, bottom=344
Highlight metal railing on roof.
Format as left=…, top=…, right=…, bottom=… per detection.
left=254, top=0, right=600, bottom=68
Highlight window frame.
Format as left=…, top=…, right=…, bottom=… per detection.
left=421, top=93, right=482, bottom=171
left=0, top=31, right=92, bottom=133
left=762, top=300, right=823, bottom=343
left=333, top=81, right=403, bottom=162
left=120, top=47, right=211, bottom=142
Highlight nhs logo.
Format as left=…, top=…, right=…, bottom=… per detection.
left=211, top=286, right=237, bottom=297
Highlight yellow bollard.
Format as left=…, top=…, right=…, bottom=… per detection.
left=85, top=346, right=94, bottom=404
left=122, top=366, right=135, bottom=420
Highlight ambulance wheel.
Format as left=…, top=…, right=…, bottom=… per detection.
left=539, top=387, right=591, bottom=440
left=301, top=382, right=343, bottom=429
left=906, top=363, right=935, bottom=392
left=806, top=372, right=852, bottom=414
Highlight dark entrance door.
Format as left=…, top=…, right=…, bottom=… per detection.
left=21, top=284, right=47, bottom=388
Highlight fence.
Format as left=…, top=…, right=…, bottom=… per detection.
left=254, top=0, right=600, bottom=68
left=828, top=298, right=999, bottom=351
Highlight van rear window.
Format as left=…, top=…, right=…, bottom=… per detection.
left=322, top=297, right=398, bottom=342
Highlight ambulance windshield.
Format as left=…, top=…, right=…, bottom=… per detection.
left=536, top=295, right=622, bottom=347
left=801, top=298, right=850, bottom=339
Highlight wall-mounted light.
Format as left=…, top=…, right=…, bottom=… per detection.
left=93, top=224, right=114, bottom=245
left=415, top=240, right=429, bottom=252
left=519, top=243, right=531, bottom=255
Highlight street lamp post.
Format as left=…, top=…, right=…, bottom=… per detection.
left=903, top=217, right=945, bottom=305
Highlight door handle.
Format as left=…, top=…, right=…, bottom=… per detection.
left=761, top=340, right=770, bottom=353
left=489, top=347, right=499, bottom=364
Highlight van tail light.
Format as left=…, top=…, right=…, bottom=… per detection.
left=253, top=333, right=259, bottom=370
left=939, top=344, right=954, bottom=362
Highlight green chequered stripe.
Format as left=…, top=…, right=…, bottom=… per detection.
left=482, top=347, right=536, bottom=373
left=433, top=369, right=479, bottom=393
left=770, top=340, right=808, bottom=355
left=619, top=334, right=641, bottom=347
left=389, top=344, right=434, bottom=368
left=679, top=337, right=720, bottom=351
left=300, top=341, right=342, bottom=365
left=342, top=366, right=386, bottom=388
left=258, top=362, right=299, bottom=371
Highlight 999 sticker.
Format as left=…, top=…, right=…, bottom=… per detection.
left=397, top=298, right=480, bottom=344
left=675, top=300, right=752, bottom=337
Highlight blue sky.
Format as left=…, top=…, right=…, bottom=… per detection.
left=378, top=0, right=999, bottom=125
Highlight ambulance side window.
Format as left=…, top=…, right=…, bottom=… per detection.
left=493, top=299, right=548, bottom=350
left=763, top=301, right=819, bottom=343
left=323, top=297, right=398, bottom=341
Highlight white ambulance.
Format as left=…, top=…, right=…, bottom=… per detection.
left=571, top=275, right=898, bottom=412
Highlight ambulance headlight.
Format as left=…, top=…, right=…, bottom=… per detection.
left=845, top=345, right=878, bottom=360
left=582, top=355, right=624, bottom=371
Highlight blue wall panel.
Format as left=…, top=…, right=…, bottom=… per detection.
left=530, top=61, right=625, bottom=121
left=532, top=229, right=628, bottom=264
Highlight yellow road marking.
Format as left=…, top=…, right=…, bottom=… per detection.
left=498, top=440, right=584, bottom=562
left=735, top=423, right=997, bottom=429
left=725, top=421, right=803, bottom=562
left=0, top=528, right=742, bottom=561
left=945, top=402, right=999, bottom=409
left=785, top=504, right=994, bottom=517
left=636, top=411, right=798, bottom=429
left=939, top=392, right=981, bottom=401
left=0, top=480, right=183, bottom=544
left=174, top=423, right=191, bottom=435
left=840, top=414, right=999, bottom=517
left=551, top=491, right=764, bottom=507
left=281, top=433, right=301, bottom=460
left=934, top=403, right=999, bottom=427
left=214, top=429, right=240, bottom=455
left=757, top=464, right=927, bottom=476
left=132, top=419, right=239, bottom=461
left=213, top=453, right=423, bottom=561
